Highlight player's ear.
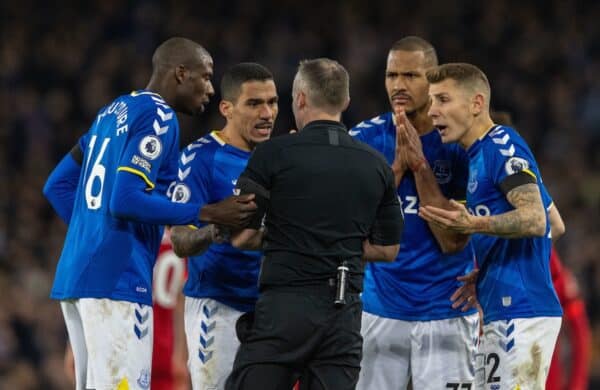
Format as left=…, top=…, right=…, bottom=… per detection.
left=219, top=100, right=234, bottom=119
left=175, top=64, right=187, bottom=84
left=472, top=93, right=485, bottom=116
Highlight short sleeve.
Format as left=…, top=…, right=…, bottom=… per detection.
left=486, top=128, right=539, bottom=195
left=117, top=103, right=179, bottom=191
left=370, top=165, right=403, bottom=245
left=170, top=143, right=216, bottom=228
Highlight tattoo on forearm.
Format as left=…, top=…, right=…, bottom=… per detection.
left=171, top=226, right=213, bottom=257
left=486, top=184, right=545, bottom=238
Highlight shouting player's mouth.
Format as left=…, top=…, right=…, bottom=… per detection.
left=253, top=122, right=273, bottom=137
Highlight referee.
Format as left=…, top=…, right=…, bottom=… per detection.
left=225, top=58, right=404, bottom=390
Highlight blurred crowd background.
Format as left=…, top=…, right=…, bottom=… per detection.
left=1, top=0, right=598, bottom=388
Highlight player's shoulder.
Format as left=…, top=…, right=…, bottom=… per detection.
left=124, top=90, right=176, bottom=123
left=481, top=124, right=532, bottom=156
left=482, top=125, right=527, bottom=146
left=349, top=112, right=392, bottom=138
left=181, top=131, right=222, bottom=164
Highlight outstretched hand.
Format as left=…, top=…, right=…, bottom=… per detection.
left=419, top=199, right=478, bottom=234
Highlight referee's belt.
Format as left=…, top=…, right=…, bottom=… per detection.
left=261, top=279, right=361, bottom=295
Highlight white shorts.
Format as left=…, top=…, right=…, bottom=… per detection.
left=357, top=311, right=479, bottom=390
left=184, top=297, right=245, bottom=390
left=61, top=298, right=153, bottom=390
left=476, top=317, right=561, bottom=390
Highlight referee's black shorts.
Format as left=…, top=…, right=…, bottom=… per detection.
left=225, top=283, right=363, bottom=390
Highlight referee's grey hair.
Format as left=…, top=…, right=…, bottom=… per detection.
left=294, top=58, right=349, bottom=114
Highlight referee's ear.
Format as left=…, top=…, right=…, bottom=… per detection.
left=341, top=97, right=350, bottom=112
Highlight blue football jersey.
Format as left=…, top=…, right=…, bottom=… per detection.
left=172, top=132, right=261, bottom=312
left=51, top=91, right=180, bottom=305
left=466, top=125, right=562, bottom=323
left=351, top=112, right=476, bottom=320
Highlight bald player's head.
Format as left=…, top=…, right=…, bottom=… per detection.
left=151, top=37, right=211, bottom=75
left=146, top=37, right=215, bottom=117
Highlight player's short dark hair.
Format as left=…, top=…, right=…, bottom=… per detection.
left=389, top=36, right=438, bottom=67
left=220, top=63, right=274, bottom=102
left=295, top=58, right=349, bottom=113
left=152, top=37, right=210, bottom=71
left=426, top=62, right=491, bottom=96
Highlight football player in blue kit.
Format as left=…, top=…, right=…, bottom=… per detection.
left=350, top=36, right=479, bottom=390
left=43, top=38, right=257, bottom=390
left=422, top=62, right=563, bottom=389
left=168, top=63, right=278, bottom=390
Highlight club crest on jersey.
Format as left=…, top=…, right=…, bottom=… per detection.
left=432, top=160, right=452, bottom=184
left=137, top=368, right=150, bottom=389
left=505, top=157, right=529, bottom=175
left=139, top=135, right=162, bottom=160
left=468, top=169, right=478, bottom=194
left=172, top=183, right=191, bottom=203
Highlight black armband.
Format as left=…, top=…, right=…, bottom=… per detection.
left=499, top=171, right=537, bottom=195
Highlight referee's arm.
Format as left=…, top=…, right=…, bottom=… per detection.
left=364, top=166, right=404, bottom=262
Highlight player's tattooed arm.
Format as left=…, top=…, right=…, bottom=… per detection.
left=419, top=183, right=546, bottom=238
left=170, top=225, right=226, bottom=257
left=486, top=183, right=546, bottom=237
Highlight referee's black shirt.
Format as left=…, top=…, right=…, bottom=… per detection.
left=237, top=120, right=403, bottom=292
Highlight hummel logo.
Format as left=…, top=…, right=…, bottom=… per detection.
left=153, top=120, right=168, bottom=135
left=178, top=167, right=191, bottom=181
left=156, top=108, right=173, bottom=122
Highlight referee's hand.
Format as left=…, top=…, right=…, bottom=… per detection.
left=199, top=194, right=257, bottom=229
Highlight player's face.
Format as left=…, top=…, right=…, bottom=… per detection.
left=230, top=80, right=278, bottom=147
left=385, top=50, right=431, bottom=114
left=180, top=55, right=215, bottom=116
left=428, top=79, right=473, bottom=144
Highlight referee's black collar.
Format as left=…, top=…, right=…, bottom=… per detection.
left=301, top=120, right=347, bottom=133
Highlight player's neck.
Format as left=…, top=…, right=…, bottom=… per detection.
left=219, top=126, right=253, bottom=152
left=145, top=77, right=174, bottom=106
left=460, top=115, right=495, bottom=149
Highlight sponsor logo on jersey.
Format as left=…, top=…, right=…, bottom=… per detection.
left=468, top=169, right=478, bottom=194
left=172, top=183, right=191, bottom=203
left=504, top=156, right=529, bottom=175
left=432, top=160, right=452, bottom=184
left=137, top=368, right=150, bottom=389
left=139, top=135, right=162, bottom=160
left=131, top=155, right=152, bottom=172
